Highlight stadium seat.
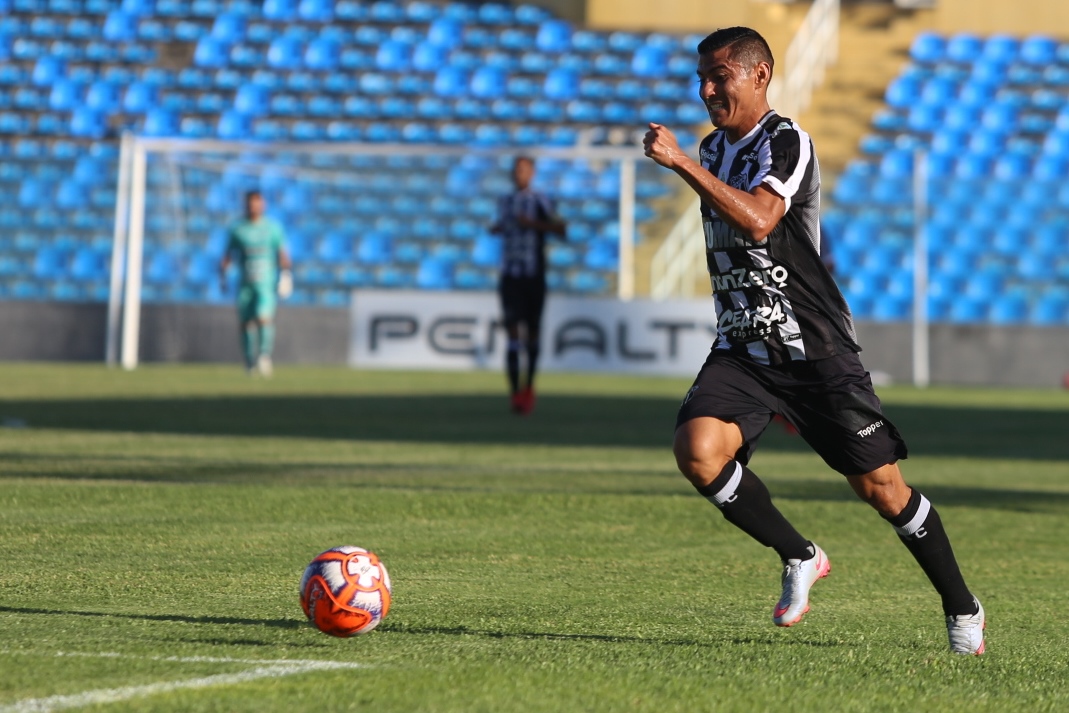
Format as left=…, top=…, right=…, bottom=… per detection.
left=982, top=34, right=1019, bottom=63
left=470, top=67, right=506, bottom=98
left=267, top=36, right=302, bottom=69
left=945, top=33, right=983, bottom=63
left=31, top=57, right=65, bottom=87
left=544, top=68, right=579, bottom=100
left=632, top=46, right=667, bottom=78
left=536, top=19, right=571, bottom=53
left=427, top=17, right=462, bottom=49
left=143, top=108, right=177, bottom=136
left=103, top=11, right=137, bottom=42
left=356, top=233, right=391, bottom=265
left=910, top=32, right=945, bottom=64
left=415, top=258, right=453, bottom=290
left=70, top=109, right=105, bottom=138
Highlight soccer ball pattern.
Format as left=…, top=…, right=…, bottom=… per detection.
left=300, top=546, right=392, bottom=637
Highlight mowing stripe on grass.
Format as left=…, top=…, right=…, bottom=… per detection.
left=0, top=656, right=365, bottom=713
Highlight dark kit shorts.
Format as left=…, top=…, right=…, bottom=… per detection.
left=499, top=276, right=546, bottom=332
left=677, top=351, right=908, bottom=476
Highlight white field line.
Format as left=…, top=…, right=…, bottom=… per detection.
left=0, top=652, right=365, bottom=713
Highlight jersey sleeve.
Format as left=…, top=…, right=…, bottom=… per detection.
left=273, top=220, right=286, bottom=251
left=754, top=122, right=813, bottom=201
left=225, top=224, right=239, bottom=257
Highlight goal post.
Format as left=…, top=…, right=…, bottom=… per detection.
left=106, top=136, right=647, bottom=370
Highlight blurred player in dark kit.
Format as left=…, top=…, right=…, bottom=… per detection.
left=489, top=156, right=566, bottom=414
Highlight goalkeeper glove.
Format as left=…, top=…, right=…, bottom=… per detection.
left=278, top=269, right=293, bottom=299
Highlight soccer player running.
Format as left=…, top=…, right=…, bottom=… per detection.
left=489, top=156, right=566, bottom=414
left=643, top=27, right=985, bottom=655
left=219, top=189, right=293, bottom=378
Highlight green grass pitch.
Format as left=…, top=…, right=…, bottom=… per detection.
left=1, top=363, right=1068, bottom=712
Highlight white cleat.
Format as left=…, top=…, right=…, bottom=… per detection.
left=257, top=354, right=273, bottom=379
left=773, top=544, right=831, bottom=627
left=947, top=596, right=986, bottom=655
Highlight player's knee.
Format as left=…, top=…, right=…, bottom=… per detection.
left=848, top=468, right=909, bottom=516
left=672, top=431, right=733, bottom=488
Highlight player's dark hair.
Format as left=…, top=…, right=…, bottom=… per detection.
left=697, top=27, right=774, bottom=75
left=245, top=189, right=262, bottom=201
left=514, top=155, right=535, bottom=167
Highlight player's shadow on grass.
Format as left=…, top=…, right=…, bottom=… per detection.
left=379, top=623, right=843, bottom=649
left=1, top=395, right=1068, bottom=460
left=0, top=605, right=304, bottom=630
left=764, top=479, right=1069, bottom=514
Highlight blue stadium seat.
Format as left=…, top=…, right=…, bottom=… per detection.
left=544, top=68, right=579, bottom=100
left=334, top=0, right=365, bottom=20
left=404, top=1, right=438, bottom=22
left=70, top=108, right=106, bottom=138
left=31, top=56, right=65, bottom=87
left=632, top=46, right=667, bottom=77
left=910, top=32, right=945, bottom=63
left=982, top=34, right=1018, bottom=63
left=375, top=39, right=412, bottom=71
left=48, top=78, right=83, bottom=111
left=470, top=67, right=506, bottom=98
left=499, top=28, right=534, bottom=52
left=415, top=258, right=453, bottom=290
left=885, top=76, right=922, bottom=108
left=103, top=11, right=137, bottom=42
left=356, top=233, right=391, bottom=265
left=608, top=31, right=643, bottom=53
left=1031, top=293, right=1069, bottom=325
left=536, top=19, right=571, bottom=53
left=945, top=33, right=982, bottom=63
left=267, top=36, right=302, bottom=69
left=298, top=0, right=333, bottom=21
left=433, top=67, right=468, bottom=97
left=211, top=13, right=245, bottom=43
left=427, top=17, right=462, bottom=49
left=217, top=111, right=249, bottom=139
left=194, top=37, right=230, bottom=68
left=471, top=234, right=501, bottom=267
left=568, top=271, right=608, bottom=293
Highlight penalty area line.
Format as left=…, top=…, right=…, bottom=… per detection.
left=0, top=660, right=364, bottom=713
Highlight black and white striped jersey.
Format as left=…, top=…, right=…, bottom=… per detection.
left=493, top=189, right=558, bottom=280
left=698, top=110, right=860, bottom=366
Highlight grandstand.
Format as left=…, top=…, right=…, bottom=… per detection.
left=826, top=30, right=1069, bottom=326
left=0, top=0, right=1066, bottom=382
left=0, top=0, right=710, bottom=305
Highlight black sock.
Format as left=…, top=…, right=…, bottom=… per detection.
left=525, top=342, right=540, bottom=390
left=884, top=488, right=976, bottom=617
left=506, top=340, right=521, bottom=394
left=696, top=461, right=813, bottom=562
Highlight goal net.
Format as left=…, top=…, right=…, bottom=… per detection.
left=106, top=135, right=667, bottom=369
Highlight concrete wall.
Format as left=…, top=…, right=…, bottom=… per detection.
left=932, top=0, right=1069, bottom=37
left=1, top=301, right=1065, bottom=387
left=0, top=302, right=348, bottom=365
left=856, top=321, right=1069, bottom=389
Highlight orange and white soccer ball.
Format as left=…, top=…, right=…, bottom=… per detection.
left=300, top=546, right=392, bottom=637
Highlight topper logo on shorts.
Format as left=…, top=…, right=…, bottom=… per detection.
left=857, top=420, right=884, bottom=438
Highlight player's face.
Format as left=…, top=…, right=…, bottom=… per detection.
left=246, top=194, right=265, bottom=219
left=697, top=48, right=764, bottom=139
left=512, top=159, right=533, bottom=190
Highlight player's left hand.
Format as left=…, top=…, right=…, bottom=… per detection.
left=278, top=269, right=293, bottom=299
left=643, top=122, right=685, bottom=169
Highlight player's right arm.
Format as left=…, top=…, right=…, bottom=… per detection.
left=219, top=226, right=237, bottom=290
left=489, top=195, right=507, bottom=235
left=643, top=122, right=785, bottom=242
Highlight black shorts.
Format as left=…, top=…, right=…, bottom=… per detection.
left=676, top=351, right=908, bottom=476
left=498, top=276, right=546, bottom=332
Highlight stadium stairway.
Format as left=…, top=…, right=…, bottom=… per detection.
left=796, top=2, right=936, bottom=191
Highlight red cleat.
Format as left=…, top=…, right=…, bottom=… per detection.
left=520, top=387, right=535, bottom=414
left=510, top=392, right=525, bottom=414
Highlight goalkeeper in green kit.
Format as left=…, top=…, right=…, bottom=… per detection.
left=219, top=189, right=293, bottom=377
